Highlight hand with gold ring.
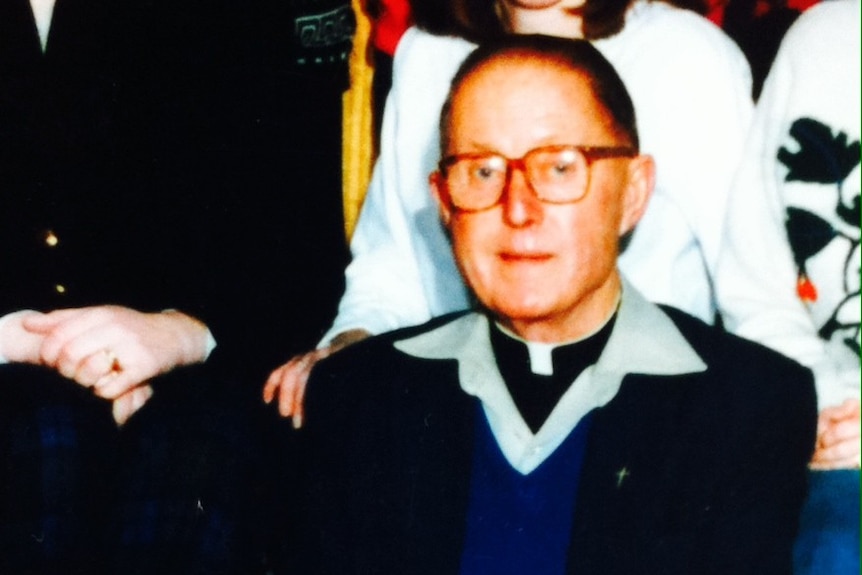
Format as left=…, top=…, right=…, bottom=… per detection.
left=43, top=346, right=124, bottom=390
left=100, top=348, right=123, bottom=377
left=22, top=305, right=210, bottom=401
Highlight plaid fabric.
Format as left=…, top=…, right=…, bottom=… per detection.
left=0, top=365, right=116, bottom=575
left=0, top=364, right=277, bottom=575
left=106, top=369, right=276, bottom=575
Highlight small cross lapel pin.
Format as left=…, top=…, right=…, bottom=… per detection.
left=615, top=466, right=630, bottom=488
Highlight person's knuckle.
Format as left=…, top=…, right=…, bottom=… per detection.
left=57, top=342, right=79, bottom=366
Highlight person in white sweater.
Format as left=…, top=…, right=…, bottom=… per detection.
left=265, top=0, right=754, bottom=425
left=716, top=0, right=860, bottom=469
left=715, top=2, right=860, bottom=570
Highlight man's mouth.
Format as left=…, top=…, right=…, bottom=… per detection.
left=498, top=251, right=553, bottom=262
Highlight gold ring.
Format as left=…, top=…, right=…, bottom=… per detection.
left=103, top=349, right=122, bottom=373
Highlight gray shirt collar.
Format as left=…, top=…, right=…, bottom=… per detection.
left=394, top=279, right=707, bottom=473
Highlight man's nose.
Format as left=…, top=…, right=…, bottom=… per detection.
left=502, top=168, right=543, bottom=227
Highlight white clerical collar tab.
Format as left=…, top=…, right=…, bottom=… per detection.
left=30, top=0, right=56, bottom=51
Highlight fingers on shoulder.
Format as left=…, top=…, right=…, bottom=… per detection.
left=278, top=362, right=307, bottom=418
left=265, top=347, right=336, bottom=418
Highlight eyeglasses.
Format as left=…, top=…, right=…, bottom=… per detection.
left=437, top=145, right=637, bottom=212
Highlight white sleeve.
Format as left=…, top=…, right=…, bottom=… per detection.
left=715, top=28, right=859, bottom=410
left=642, top=20, right=754, bottom=289
left=666, top=57, right=751, bottom=285
left=0, top=313, right=14, bottom=364
left=0, top=310, right=36, bottom=365
left=322, top=158, right=431, bottom=342
left=605, top=7, right=755, bottom=321
left=321, top=29, right=463, bottom=344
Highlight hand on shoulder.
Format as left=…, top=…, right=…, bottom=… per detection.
left=810, top=398, right=861, bottom=470
left=263, top=329, right=370, bottom=428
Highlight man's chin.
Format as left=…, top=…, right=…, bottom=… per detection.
left=487, top=299, right=557, bottom=327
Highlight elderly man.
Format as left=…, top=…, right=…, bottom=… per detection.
left=294, top=36, right=816, bottom=575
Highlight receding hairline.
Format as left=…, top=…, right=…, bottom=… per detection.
left=440, top=48, right=636, bottom=153
left=451, top=49, right=599, bottom=95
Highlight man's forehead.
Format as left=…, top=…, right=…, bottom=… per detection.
left=463, top=51, right=584, bottom=84
left=449, top=55, right=602, bottom=129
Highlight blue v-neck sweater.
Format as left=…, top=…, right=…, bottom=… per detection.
left=459, top=407, right=594, bottom=575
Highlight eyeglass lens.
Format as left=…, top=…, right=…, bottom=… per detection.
left=445, top=147, right=589, bottom=211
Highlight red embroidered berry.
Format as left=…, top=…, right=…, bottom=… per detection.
left=796, top=274, right=818, bottom=303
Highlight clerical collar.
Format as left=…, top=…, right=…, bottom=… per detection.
left=489, top=312, right=617, bottom=434
left=492, top=300, right=619, bottom=376
left=30, top=0, right=56, bottom=51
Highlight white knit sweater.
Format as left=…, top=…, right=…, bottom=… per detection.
left=716, top=0, right=861, bottom=409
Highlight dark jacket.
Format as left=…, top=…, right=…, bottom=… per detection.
left=0, top=0, right=354, bottom=381
left=298, top=295, right=817, bottom=575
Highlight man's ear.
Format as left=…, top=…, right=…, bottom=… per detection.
left=430, top=171, right=454, bottom=228
left=619, top=154, right=655, bottom=236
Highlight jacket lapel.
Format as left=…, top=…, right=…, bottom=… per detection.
left=0, top=0, right=43, bottom=67
left=337, top=349, right=477, bottom=575
left=570, top=371, right=709, bottom=575
left=388, top=360, right=477, bottom=575
left=42, top=0, right=113, bottom=66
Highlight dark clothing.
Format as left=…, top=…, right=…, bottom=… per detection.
left=0, top=366, right=118, bottom=575
left=722, top=0, right=803, bottom=100
left=793, top=469, right=861, bottom=574
left=489, top=318, right=614, bottom=433
left=0, top=0, right=127, bottom=311
left=371, top=48, right=393, bottom=149
left=297, top=306, right=817, bottom=575
left=0, top=0, right=353, bottom=380
left=459, top=408, right=593, bottom=575
left=0, top=0, right=353, bottom=571
left=0, top=365, right=277, bottom=575
left=115, top=0, right=354, bottom=380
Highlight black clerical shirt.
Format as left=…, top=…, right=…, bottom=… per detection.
left=489, top=316, right=617, bottom=434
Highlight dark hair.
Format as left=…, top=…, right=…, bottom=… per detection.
left=439, top=34, right=639, bottom=153
left=410, top=0, right=499, bottom=41
left=412, top=0, right=710, bottom=42
left=412, top=0, right=634, bottom=41
left=579, top=0, right=636, bottom=38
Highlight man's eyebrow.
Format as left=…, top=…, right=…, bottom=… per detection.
left=444, top=140, right=499, bottom=155
left=460, top=137, right=498, bottom=151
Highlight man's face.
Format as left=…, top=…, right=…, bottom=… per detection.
left=432, top=56, right=652, bottom=342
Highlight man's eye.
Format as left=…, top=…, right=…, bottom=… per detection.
left=551, top=161, right=576, bottom=176
left=474, top=165, right=499, bottom=180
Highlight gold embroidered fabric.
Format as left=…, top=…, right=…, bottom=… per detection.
left=342, top=0, right=374, bottom=240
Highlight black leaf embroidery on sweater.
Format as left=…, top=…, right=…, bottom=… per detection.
left=778, top=117, right=860, bottom=355
left=779, top=118, right=859, bottom=186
